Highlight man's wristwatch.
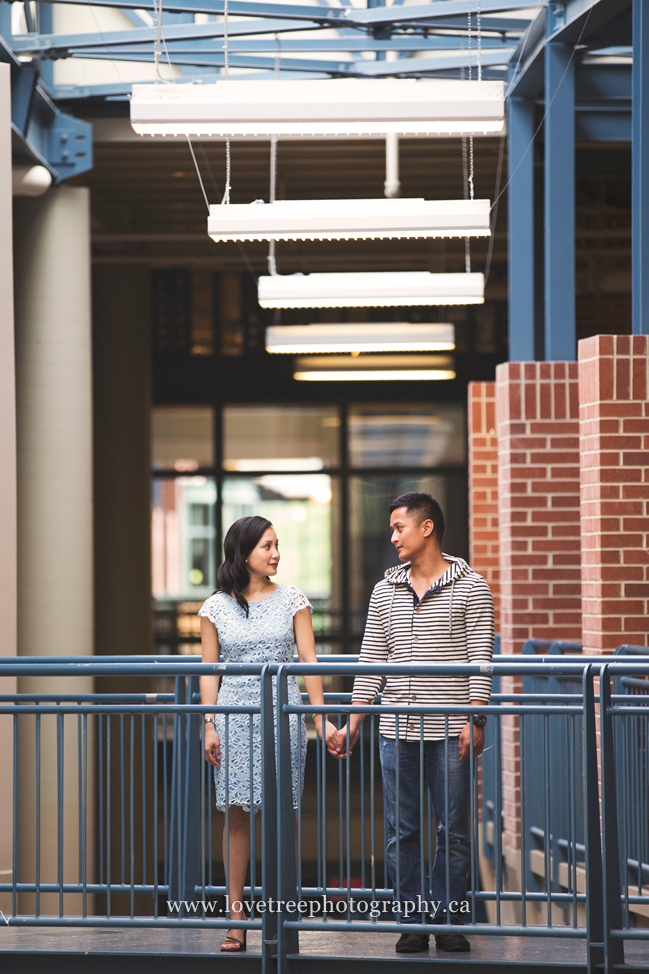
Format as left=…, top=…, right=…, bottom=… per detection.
left=471, top=714, right=487, bottom=728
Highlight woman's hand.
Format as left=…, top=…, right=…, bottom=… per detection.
left=316, top=718, right=346, bottom=760
left=204, top=724, right=221, bottom=767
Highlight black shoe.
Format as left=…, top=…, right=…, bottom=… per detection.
left=395, top=932, right=430, bottom=954
left=435, top=931, right=470, bottom=952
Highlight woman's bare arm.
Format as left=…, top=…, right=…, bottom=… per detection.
left=200, top=615, right=221, bottom=767
left=294, top=608, right=344, bottom=758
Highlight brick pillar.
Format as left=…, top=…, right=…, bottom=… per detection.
left=468, top=382, right=500, bottom=630
left=495, top=362, right=583, bottom=860
left=579, top=334, right=649, bottom=654
left=496, top=362, right=582, bottom=656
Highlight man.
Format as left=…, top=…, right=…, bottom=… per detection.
left=336, top=492, right=494, bottom=954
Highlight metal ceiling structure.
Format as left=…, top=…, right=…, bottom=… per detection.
left=1, top=0, right=644, bottom=356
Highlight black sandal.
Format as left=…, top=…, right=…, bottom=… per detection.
left=220, top=931, right=247, bottom=952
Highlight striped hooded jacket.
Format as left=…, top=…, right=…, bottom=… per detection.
left=351, top=555, right=495, bottom=741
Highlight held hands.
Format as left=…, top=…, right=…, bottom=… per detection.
left=204, top=724, right=221, bottom=767
left=314, top=718, right=349, bottom=759
left=314, top=718, right=358, bottom=760
left=326, top=722, right=360, bottom=760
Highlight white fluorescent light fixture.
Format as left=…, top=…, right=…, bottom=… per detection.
left=223, top=457, right=325, bottom=472
left=293, top=354, right=455, bottom=382
left=258, top=272, right=484, bottom=308
left=266, top=322, right=455, bottom=355
left=208, top=199, right=490, bottom=243
left=130, top=79, right=504, bottom=138
left=296, top=371, right=456, bottom=381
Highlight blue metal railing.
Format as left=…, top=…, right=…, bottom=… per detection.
left=611, top=646, right=649, bottom=935
left=481, top=635, right=501, bottom=871
left=1, top=653, right=649, bottom=974
left=520, top=639, right=585, bottom=904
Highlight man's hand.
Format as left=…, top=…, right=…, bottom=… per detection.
left=458, top=721, right=484, bottom=762
left=331, top=716, right=363, bottom=758
left=316, top=718, right=347, bottom=759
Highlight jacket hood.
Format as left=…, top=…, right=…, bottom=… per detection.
left=382, top=554, right=472, bottom=638
left=383, top=554, right=472, bottom=587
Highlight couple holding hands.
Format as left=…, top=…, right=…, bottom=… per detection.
left=199, top=491, right=494, bottom=955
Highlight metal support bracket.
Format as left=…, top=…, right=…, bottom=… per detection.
left=0, top=29, right=92, bottom=182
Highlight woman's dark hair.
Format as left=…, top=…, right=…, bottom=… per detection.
left=217, top=516, right=274, bottom=616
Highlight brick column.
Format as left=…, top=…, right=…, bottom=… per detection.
left=496, top=362, right=582, bottom=861
left=468, top=382, right=500, bottom=630
left=496, top=362, right=582, bottom=656
left=579, top=335, right=649, bottom=654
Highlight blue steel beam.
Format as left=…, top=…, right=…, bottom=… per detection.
left=29, top=0, right=541, bottom=27
left=575, top=108, right=630, bottom=140
left=67, top=47, right=515, bottom=74
left=11, top=20, right=321, bottom=54
left=544, top=35, right=576, bottom=360
left=348, top=0, right=541, bottom=27
left=632, top=0, right=649, bottom=334
left=507, top=96, right=536, bottom=361
left=75, top=51, right=351, bottom=72
left=386, top=15, right=533, bottom=32
left=350, top=48, right=514, bottom=74
left=0, top=22, right=93, bottom=181
left=16, top=33, right=518, bottom=55
left=507, top=0, right=632, bottom=98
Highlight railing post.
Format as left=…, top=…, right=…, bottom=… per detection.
left=261, top=665, right=278, bottom=974
left=583, top=665, right=604, bottom=973
left=168, top=676, right=185, bottom=911
left=181, top=675, right=202, bottom=906
left=276, top=665, right=299, bottom=974
left=600, top=666, right=625, bottom=971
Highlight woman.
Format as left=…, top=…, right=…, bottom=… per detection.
left=199, top=515, right=340, bottom=952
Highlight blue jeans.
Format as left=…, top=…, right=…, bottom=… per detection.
left=379, top=734, right=471, bottom=925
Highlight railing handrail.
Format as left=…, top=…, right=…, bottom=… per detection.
left=5, top=653, right=649, bottom=973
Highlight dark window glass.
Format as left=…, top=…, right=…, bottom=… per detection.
left=349, top=404, right=465, bottom=468
left=349, top=472, right=468, bottom=636
left=152, top=407, right=214, bottom=471
left=223, top=405, right=339, bottom=471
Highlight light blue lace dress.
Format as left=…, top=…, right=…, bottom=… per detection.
left=198, top=585, right=311, bottom=812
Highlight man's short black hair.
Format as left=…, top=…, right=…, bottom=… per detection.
left=389, top=491, right=445, bottom=543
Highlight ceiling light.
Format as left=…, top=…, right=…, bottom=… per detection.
left=293, top=353, right=455, bottom=381
left=266, top=322, right=455, bottom=354
left=295, top=370, right=456, bottom=382
left=223, top=457, right=325, bottom=472
left=258, top=271, right=484, bottom=308
left=208, top=198, right=490, bottom=243
left=131, top=78, right=504, bottom=138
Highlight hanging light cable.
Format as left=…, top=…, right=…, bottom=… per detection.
left=221, top=0, right=231, bottom=204
left=477, top=0, right=483, bottom=83
left=268, top=35, right=281, bottom=276
left=153, top=0, right=163, bottom=82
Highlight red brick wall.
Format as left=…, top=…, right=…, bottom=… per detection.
left=495, top=362, right=583, bottom=852
left=579, top=334, right=649, bottom=654
left=468, top=382, right=500, bottom=631
left=496, top=362, right=583, bottom=657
